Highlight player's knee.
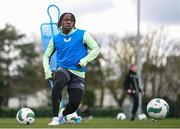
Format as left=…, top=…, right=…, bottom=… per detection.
left=54, top=79, right=65, bottom=88
left=54, top=77, right=67, bottom=89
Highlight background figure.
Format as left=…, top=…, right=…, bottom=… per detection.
left=123, top=64, right=143, bottom=120
left=43, top=12, right=100, bottom=125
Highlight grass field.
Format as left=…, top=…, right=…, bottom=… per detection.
left=0, top=117, right=180, bottom=128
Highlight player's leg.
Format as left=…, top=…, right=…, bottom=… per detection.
left=49, top=68, right=70, bottom=125
left=63, top=88, right=83, bottom=115
left=131, top=93, right=139, bottom=120
left=62, top=73, right=84, bottom=123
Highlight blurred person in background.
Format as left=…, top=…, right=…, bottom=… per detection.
left=43, top=12, right=100, bottom=125
left=123, top=64, right=144, bottom=120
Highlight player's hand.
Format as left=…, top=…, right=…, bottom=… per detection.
left=140, top=91, right=145, bottom=96
left=78, top=59, right=87, bottom=68
left=127, top=89, right=132, bottom=94
left=51, top=72, right=55, bottom=80
left=77, top=63, right=82, bottom=68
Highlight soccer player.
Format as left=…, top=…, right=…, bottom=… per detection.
left=123, top=64, right=143, bottom=120
left=43, top=12, right=100, bottom=125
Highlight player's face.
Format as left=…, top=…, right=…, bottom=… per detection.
left=131, top=65, right=137, bottom=72
left=61, top=14, right=75, bottom=33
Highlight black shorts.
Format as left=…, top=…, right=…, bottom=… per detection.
left=54, top=67, right=85, bottom=90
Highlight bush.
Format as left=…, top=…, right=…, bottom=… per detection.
left=0, top=107, right=122, bottom=118
left=0, top=107, right=51, bottom=118
left=91, top=107, right=122, bottom=117
left=0, top=108, right=18, bottom=117
left=82, top=89, right=95, bottom=107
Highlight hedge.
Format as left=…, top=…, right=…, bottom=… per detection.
left=0, top=107, right=122, bottom=118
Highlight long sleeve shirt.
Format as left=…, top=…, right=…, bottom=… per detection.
left=123, top=70, right=142, bottom=93
left=43, top=28, right=100, bottom=78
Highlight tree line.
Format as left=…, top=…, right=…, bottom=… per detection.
left=0, top=24, right=179, bottom=113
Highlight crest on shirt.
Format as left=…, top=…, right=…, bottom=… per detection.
left=64, top=37, right=72, bottom=42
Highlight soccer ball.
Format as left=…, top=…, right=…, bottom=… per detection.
left=138, top=113, right=147, bottom=120
left=117, top=113, right=126, bottom=120
left=59, top=108, right=81, bottom=123
left=16, top=108, right=35, bottom=125
left=147, top=98, right=169, bottom=120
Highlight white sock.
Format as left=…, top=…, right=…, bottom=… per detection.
left=58, top=111, right=63, bottom=118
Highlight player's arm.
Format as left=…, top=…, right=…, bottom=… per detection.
left=135, top=77, right=142, bottom=92
left=123, top=74, right=133, bottom=94
left=123, top=75, right=130, bottom=90
left=78, top=32, right=100, bottom=67
left=136, top=77, right=144, bottom=95
left=43, top=38, right=54, bottom=79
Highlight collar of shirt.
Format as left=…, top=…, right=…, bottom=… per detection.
left=59, top=27, right=77, bottom=36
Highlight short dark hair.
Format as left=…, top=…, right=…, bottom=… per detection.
left=57, top=12, right=76, bottom=28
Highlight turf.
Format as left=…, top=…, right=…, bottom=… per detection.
left=0, top=117, right=180, bottom=128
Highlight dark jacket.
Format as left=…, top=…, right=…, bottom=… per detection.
left=123, top=70, right=142, bottom=93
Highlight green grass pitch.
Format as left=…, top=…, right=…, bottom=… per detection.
left=0, top=117, right=180, bottom=128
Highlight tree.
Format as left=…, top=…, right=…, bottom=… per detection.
left=95, top=28, right=180, bottom=107
left=0, top=24, right=45, bottom=107
left=98, top=34, right=136, bottom=107
left=0, top=24, right=24, bottom=106
left=82, top=28, right=180, bottom=108
left=141, top=28, right=180, bottom=99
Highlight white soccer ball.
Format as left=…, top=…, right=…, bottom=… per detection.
left=138, top=113, right=147, bottom=120
left=147, top=98, right=169, bottom=120
left=16, top=108, right=35, bottom=125
left=117, top=113, right=126, bottom=120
